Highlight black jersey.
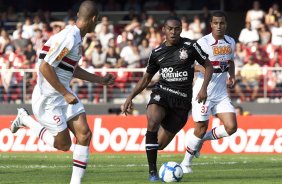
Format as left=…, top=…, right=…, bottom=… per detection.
left=146, top=37, right=208, bottom=99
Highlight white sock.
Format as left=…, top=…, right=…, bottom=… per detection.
left=182, top=133, right=202, bottom=166
left=22, top=115, right=54, bottom=147
left=202, top=125, right=229, bottom=141
left=70, top=144, right=89, bottom=184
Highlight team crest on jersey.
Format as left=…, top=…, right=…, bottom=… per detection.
left=179, top=48, right=188, bottom=61
left=153, top=94, right=161, bottom=101
left=219, top=61, right=229, bottom=72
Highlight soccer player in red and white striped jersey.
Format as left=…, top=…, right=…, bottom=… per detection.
left=10, top=1, right=115, bottom=184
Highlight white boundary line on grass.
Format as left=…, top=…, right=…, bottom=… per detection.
left=0, top=162, right=240, bottom=169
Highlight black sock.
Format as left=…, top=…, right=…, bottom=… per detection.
left=145, top=131, right=158, bottom=173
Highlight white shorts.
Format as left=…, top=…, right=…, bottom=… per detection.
left=31, top=85, right=85, bottom=136
left=192, top=96, right=235, bottom=122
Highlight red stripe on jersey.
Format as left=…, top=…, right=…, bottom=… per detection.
left=210, top=39, right=218, bottom=46
left=42, top=45, right=50, bottom=52
left=73, top=159, right=87, bottom=166
left=210, top=61, right=220, bottom=66
left=62, top=57, right=77, bottom=66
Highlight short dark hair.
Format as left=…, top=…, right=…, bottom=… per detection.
left=164, top=16, right=181, bottom=25
left=210, top=11, right=227, bottom=22
left=78, top=1, right=99, bottom=20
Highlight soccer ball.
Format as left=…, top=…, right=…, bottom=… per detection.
left=159, top=161, right=183, bottom=182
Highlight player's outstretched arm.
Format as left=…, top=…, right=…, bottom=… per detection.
left=196, top=60, right=213, bottom=104
left=121, top=72, right=154, bottom=115
left=73, top=66, right=115, bottom=85
left=39, top=61, right=78, bottom=104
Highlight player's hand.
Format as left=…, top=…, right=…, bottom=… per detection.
left=227, top=77, right=235, bottom=88
left=101, top=74, right=115, bottom=85
left=63, top=92, right=78, bottom=104
left=196, top=88, right=208, bottom=104
left=121, top=99, right=133, bottom=116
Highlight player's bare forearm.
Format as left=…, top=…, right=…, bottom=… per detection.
left=194, top=65, right=205, bottom=73
left=39, top=61, right=68, bottom=96
left=201, top=60, right=213, bottom=89
left=228, top=60, right=235, bottom=78
left=127, top=72, right=153, bottom=100
left=73, top=66, right=115, bottom=85
left=73, top=66, right=102, bottom=83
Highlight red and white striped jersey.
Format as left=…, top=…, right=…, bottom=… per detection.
left=193, top=33, right=236, bottom=100
left=37, top=25, right=82, bottom=96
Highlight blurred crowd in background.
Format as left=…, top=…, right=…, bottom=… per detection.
left=0, top=0, right=281, bottom=104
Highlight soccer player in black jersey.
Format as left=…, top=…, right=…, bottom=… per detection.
left=121, top=16, right=213, bottom=182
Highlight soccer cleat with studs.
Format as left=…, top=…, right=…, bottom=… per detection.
left=10, top=108, right=29, bottom=133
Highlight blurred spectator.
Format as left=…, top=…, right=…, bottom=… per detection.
left=0, top=29, right=12, bottom=54
left=105, top=46, right=121, bottom=68
left=252, top=44, right=269, bottom=66
left=180, top=19, right=194, bottom=39
left=71, top=57, right=95, bottom=103
left=31, top=28, right=45, bottom=52
left=189, top=15, right=205, bottom=40
left=32, top=15, right=43, bottom=30
left=107, top=37, right=120, bottom=54
left=116, top=30, right=134, bottom=51
left=22, top=17, right=34, bottom=39
left=1, top=59, right=22, bottom=103
left=245, top=1, right=265, bottom=30
left=258, top=24, right=271, bottom=46
left=235, top=55, right=262, bottom=101
left=13, top=30, right=29, bottom=54
left=238, top=22, right=259, bottom=46
left=234, top=43, right=246, bottom=76
left=199, top=6, right=212, bottom=34
left=95, top=16, right=114, bottom=35
left=270, top=49, right=282, bottom=66
left=41, top=22, right=53, bottom=40
left=146, top=26, right=162, bottom=48
left=131, top=22, right=146, bottom=45
left=97, top=24, right=114, bottom=49
left=269, top=54, right=282, bottom=99
left=138, top=38, right=152, bottom=67
left=265, top=7, right=277, bottom=26
left=24, top=42, right=36, bottom=68
left=120, top=39, right=140, bottom=68
left=270, top=20, right=282, bottom=47
left=142, top=15, right=158, bottom=31
left=91, top=40, right=106, bottom=68
left=12, top=23, right=27, bottom=40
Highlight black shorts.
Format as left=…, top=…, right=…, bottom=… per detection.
left=147, top=89, right=191, bottom=134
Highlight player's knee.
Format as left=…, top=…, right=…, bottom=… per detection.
left=194, top=127, right=207, bottom=138
left=226, top=124, right=237, bottom=135
left=55, top=142, right=71, bottom=151
left=77, top=130, right=92, bottom=145
left=158, top=142, right=165, bottom=150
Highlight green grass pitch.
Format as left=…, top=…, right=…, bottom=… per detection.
left=0, top=153, right=282, bottom=183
